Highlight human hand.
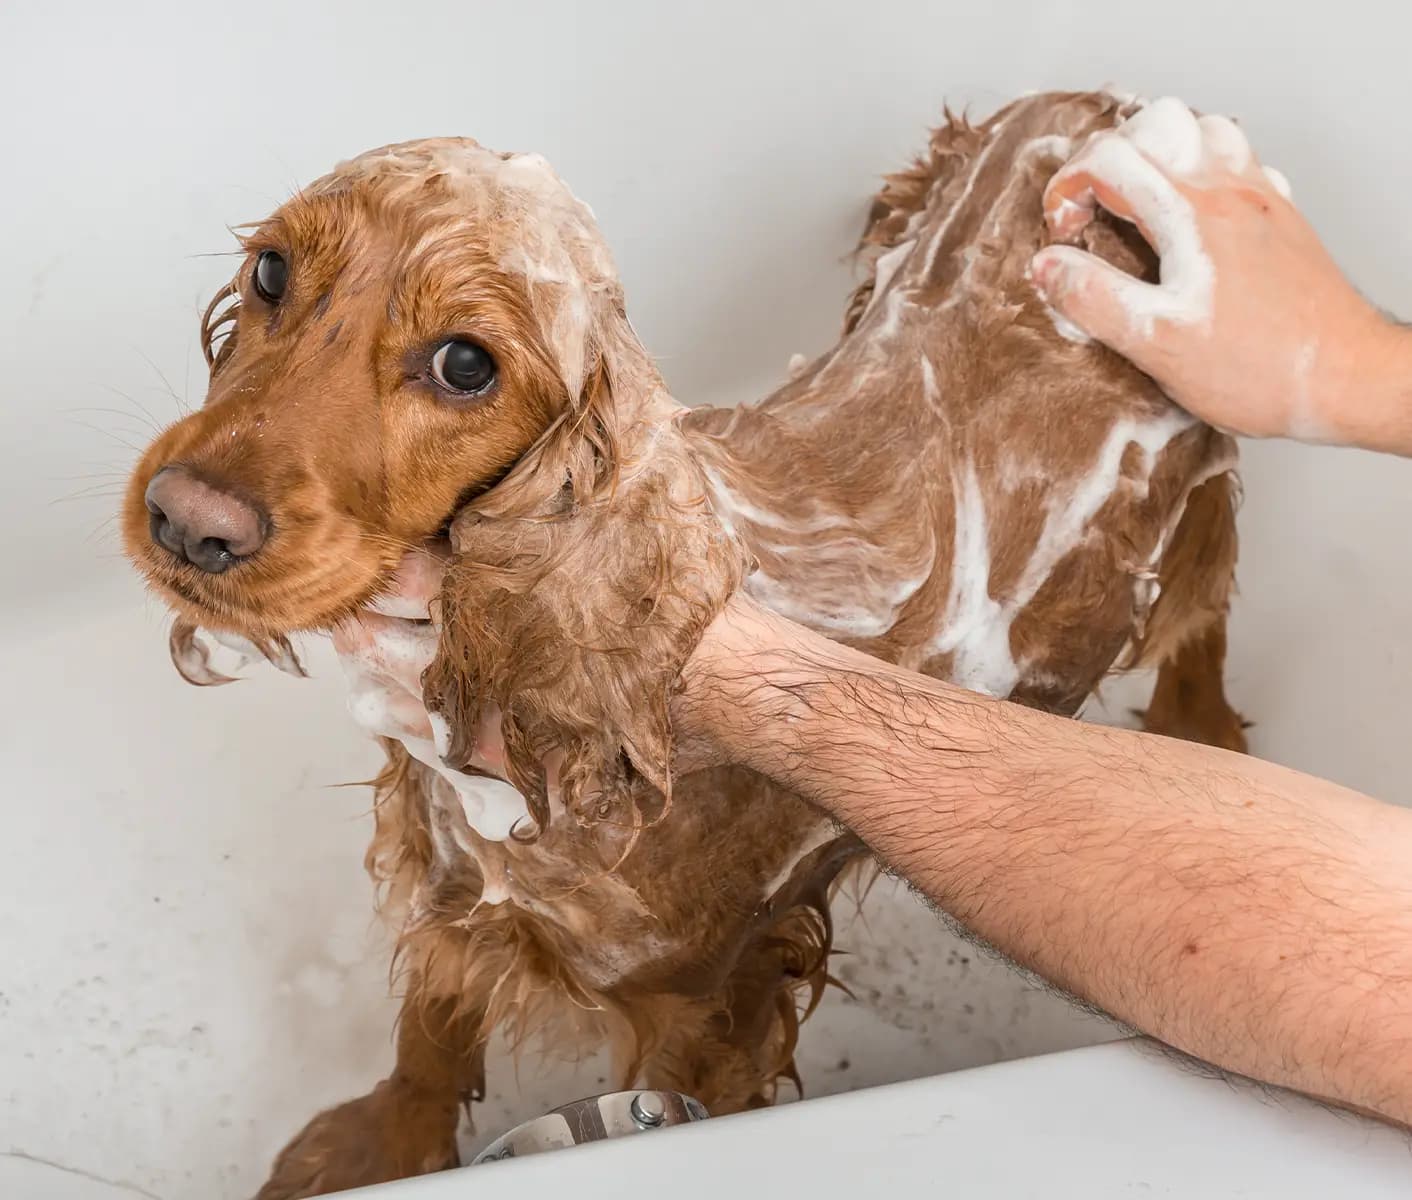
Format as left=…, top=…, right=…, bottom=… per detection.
left=333, top=546, right=508, bottom=772
left=332, top=547, right=448, bottom=746
left=330, top=548, right=556, bottom=842
left=1031, top=96, right=1403, bottom=450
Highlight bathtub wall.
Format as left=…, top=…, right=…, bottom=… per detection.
left=4, top=2, right=1410, bottom=1196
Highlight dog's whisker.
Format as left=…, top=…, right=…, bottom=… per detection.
left=70, top=419, right=143, bottom=456
left=133, top=348, right=190, bottom=417
left=51, top=483, right=126, bottom=504
left=65, top=404, right=162, bottom=437
left=100, top=384, right=168, bottom=431
left=181, top=345, right=195, bottom=416
left=53, top=468, right=131, bottom=481
left=86, top=515, right=120, bottom=545
left=357, top=529, right=430, bottom=557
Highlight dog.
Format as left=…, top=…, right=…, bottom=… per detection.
left=123, top=90, right=1245, bottom=1197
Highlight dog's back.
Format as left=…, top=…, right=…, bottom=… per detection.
left=686, top=90, right=1241, bottom=727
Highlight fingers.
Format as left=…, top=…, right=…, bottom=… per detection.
left=1195, top=113, right=1293, bottom=201
left=1196, top=113, right=1252, bottom=174
left=333, top=610, right=438, bottom=694
left=1031, top=244, right=1168, bottom=353
left=1043, top=97, right=1267, bottom=244
left=345, top=674, right=434, bottom=742
left=427, top=701, right=508, bottom=773
left=1035, top=96, right=1238, bottom=345
left=1263, top=164, right=1293, bottom=201
left=474, top=702, right=507, bottom=771
left=329, top=541, right=568, bottom=817
left=1122, top=96, right=1204, bottom=174
left=367, top=545, right=449, bottom=618
left=1044, top=132, right=1189, bottom=252
left=1043, top=130, right=1187, bottom=250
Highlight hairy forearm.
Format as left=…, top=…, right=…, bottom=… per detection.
left=679, top=597, right=1412, bottom=1124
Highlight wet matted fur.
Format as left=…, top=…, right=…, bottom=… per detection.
left=122, top=91, right=1245, bottom=1198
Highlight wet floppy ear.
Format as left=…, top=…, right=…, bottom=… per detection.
left=421, top=295, right=748, bottom=842
left=514, top=286, right=632, bottom=507
left=565, top=318, right=626, bottom=501
left=423, top=451, right=745, bottom=842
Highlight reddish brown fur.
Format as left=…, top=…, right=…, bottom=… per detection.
left=123, top=93, right=1245, bottom=1198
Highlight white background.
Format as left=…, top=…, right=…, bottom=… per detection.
left=2, top=2, right=1410, bottom=1197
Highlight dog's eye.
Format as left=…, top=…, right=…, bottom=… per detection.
left=253, top=250, right=288, bottom=303
left=430, top=340, right=497, bottom=395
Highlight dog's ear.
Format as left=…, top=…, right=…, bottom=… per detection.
left=422, top=314, right=747, bottom=839
left=168, top=620, right=306, bottom=685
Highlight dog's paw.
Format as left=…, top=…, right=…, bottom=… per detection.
left=254, top=1078, right=459, bottom=1199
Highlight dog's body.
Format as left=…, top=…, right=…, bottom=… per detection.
left=124, top=91, right=1244, bottom=1197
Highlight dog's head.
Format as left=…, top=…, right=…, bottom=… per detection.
left=123, top=138, right=624, bottom=641
left=125, top=137, right=746, bottom=823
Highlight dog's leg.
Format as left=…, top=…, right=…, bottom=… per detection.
left=637, top=909, right=829, bottom=1115
left=255, top=978, right=486, bottom=1200
left=1141, top=615, right=1248, bottom=752
left=1131, top=469, right=1248, bottom=753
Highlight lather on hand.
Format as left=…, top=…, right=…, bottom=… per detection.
left=1031, top=96, right=1412, bottom=455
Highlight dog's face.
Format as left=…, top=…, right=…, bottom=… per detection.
left=123, top=139, right=615, bottom=639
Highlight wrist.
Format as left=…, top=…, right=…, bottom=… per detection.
left=1318, top=313, right=1412, bottom=455
left=674, top=593, right=790, bottom=770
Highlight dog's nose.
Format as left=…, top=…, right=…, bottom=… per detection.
left=144, top=466, right=267, bottom=574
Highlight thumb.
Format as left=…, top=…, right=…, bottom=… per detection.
left=1031, top=244, right=1160, bottom=359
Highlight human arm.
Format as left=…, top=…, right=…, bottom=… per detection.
left=674, top=593, right=1412, bottom=1126
left=334, top=534, right=1412, bottom=1129
left=1030, top=96, right=1412, bottom=456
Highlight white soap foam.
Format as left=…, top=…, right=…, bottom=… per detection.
left=399, top=735, right=530, bottom=843
left=919, top=353, right=944, bottom=415
left=863, top=238, right=918, bottom=318
left=428, top=710, right=453, bottom=759
left=701, top=464, right=853, bottom=535
left=932, top=460, right=1016, bottom=696
left=931, top=410, right=1195, bottom=696
left=745, top=564, right=931, bottom=641
left=1041, top=133, right=1215, bottom=337
left=1122, top=97, right=1204, bottom=175
left=479, top=875, right=511, bottom=906
left=1101, top=82, right=1148, bottom=108
left=919, top=112, right=1014, bottom=278
left=1043, top=303, right=1093, bottom=344
left=1196, top=113, right=1252, bottom=174
left=1263, top=164, right=1293, bottom=201
left=1287, top=338, right=1330, bottom=442
left=760, top=820, right=838, bottom=901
